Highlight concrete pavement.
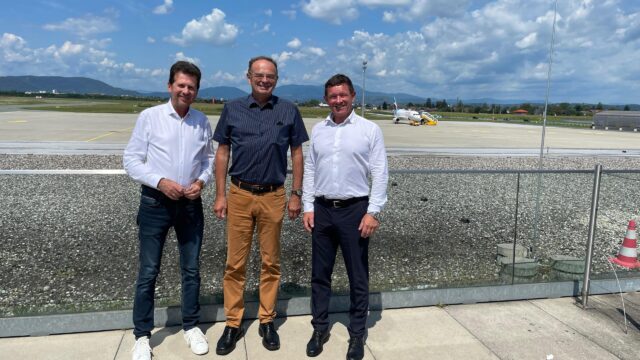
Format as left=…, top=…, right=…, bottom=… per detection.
left=2, top=293, right=639, bottom=360
left=2, top=110, right=640, bottom=150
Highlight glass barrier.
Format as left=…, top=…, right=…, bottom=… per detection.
left=1, top=169, right=639, bottom=318
left=591, top=171, right=640, bottom=283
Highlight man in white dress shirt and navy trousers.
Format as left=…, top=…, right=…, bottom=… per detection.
left=302, top=74, right=388, bottom=360
left=124, top=61, right=214, bottom=360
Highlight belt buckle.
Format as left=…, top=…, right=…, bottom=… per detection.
left=332, top=200, right=341, bottom=208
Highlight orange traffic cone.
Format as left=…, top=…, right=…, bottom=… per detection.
left=609, top=220, right=640, bottom=269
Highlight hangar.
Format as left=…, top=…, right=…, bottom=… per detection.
left=592, top=110, right=640, bottom=131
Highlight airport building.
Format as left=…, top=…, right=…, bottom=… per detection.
left=592, top=110, right=640, bottom=131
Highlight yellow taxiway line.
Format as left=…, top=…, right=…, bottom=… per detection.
left=85, top=126, right=133, bottom=142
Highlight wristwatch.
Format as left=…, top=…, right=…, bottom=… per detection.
left=291, top=189, right=303, bottom=197
left=367, top=211, right=380, bottom=221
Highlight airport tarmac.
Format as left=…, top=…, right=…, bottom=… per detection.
left=1, top=110, right=640, bottom=155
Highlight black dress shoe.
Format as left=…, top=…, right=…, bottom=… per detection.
left=215, top=326, right=244, bottom=355
left=306, top=330, right=330, bottom=357
left=346, top=336, right=364, bottom=360
left=258, top=321, right=280, bottom=350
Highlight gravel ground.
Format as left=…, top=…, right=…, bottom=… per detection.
left=2, top=154, right=640, bottom=317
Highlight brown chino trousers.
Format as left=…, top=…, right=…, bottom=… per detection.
left=223, top=184, right=286, bottom=327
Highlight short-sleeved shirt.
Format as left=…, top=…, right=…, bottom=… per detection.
left=213, top=95, right=309, bottom=185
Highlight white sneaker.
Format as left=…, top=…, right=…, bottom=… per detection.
left=132, top=336, right=152, bottom=360
left=184, top=327, right=209, bottom=355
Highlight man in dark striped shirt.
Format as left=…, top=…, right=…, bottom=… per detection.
left=212, top=55, right=309, bottom=355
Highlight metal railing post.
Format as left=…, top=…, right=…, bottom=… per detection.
left=582, top=164, right=602, bottom=309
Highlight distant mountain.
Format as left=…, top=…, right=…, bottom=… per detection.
left=142, top=86, right=249, bottom=100
left=5, top=75, right=631, bottom=108
left=198, top=86, right=248, bottom=101
left=274, top=84, right=425, bottom=104
left=0, top=75, right=139, bottom=96
left=462, top=98, right=543, bottom=105
left=275, top=84, right=323, bottom=101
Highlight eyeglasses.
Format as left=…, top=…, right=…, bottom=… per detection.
left=249, top=72, right=278, bottom=81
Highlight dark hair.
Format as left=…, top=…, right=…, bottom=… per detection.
left=169, top=61, right=201, bottom=89
left=324, top=74, right=355, bottom=96
left=247, top=56, right=278, bottom=76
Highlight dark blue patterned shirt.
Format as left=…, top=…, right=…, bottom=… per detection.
left=213, top=95, right=309, bottom=185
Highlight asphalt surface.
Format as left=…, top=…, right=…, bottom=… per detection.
left=2, top=109, right=640, bottom=154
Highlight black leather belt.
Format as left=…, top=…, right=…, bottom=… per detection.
left=315, top=196, right=368, bottom=209
left=231, top=177, right=282, bottom=194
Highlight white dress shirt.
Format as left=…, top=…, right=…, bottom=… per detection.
left=303, top=110, right=388, bottom=213
left=123, top=101, right=214, bottom=189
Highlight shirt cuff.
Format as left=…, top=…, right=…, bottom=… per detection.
left=367, top=204, right=382, bottom=213
left=149, top=175, right=163, bottom=189
left=303, top=202, right=314, bottom=213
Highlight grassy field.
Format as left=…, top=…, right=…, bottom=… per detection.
left=0, top=96, right=593, bottom=127
left=0, top=96, right=81, bottom=106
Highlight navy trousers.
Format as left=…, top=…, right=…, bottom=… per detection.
left=311, top=198, right=369, bottom=338
left=132, top=185, right=204, bottom=338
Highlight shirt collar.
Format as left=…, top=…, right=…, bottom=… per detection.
left=326, top=109, right=357, bottom=126
left=165, top=100, right=191, bottom=120
left=247, top=94, right=277, bottom=109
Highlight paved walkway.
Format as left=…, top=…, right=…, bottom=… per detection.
left=2, top=293, right=639, bottom=360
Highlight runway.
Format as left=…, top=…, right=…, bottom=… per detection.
left=1, top=110, right=639, bottom=155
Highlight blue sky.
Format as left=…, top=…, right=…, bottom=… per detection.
left=1, top=0, right=639, bottom=103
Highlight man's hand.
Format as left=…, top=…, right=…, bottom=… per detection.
left=303, top=212, right=314, bottom=233
left=358, top=213, right=379, bottom=238
left=184, top=180, right=204, bottom=200
left=157, top=178, right=184, bottom=200
left=213, top=196, right=227, bottom=219
left=287, top=195, right=302, bottom=220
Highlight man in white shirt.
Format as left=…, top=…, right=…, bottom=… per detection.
left=123, top=61, right=214, bottom=360
left=302, top=74, right=388, bottom=360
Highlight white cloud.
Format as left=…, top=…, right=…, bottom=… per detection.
left=272, top=51, right=294, bottom=65
left=147, top=37, right=156, bottom=44
left=301, top=0, right=469, bottom=23
left=515, top=32, right=537, bottom=49
left=43, top=14, right=118, bottom=37
left=153, top=0, right=174, bottom=15
left=1, top=33, right=26, bottom=49
left=0, top=33, right=30, bottom=63
left=265, top=9, right=273, bottom=17
left=307, top=47, right=326, bottom=57
left=359, top=0, right=412, bottom=5
left=382, top=11, right=396, bottom=22
left=282, top=10, right=297, bottom=19
left=58, top=41, right=84, bottom=56
left=287, top=38, right=302, bottom=49
left=174, top=52, right=200, bottom=65
left=259, top=24, right=271, bottom=33
left=212, top=70, right=240, bottom=83
left=166, top=8, right=239, bottom=46
left=301, top=0, right=359, bottom=24
left=0, top=33, right=164, bottom=89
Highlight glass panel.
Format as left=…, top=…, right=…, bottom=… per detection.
left=591, top=171, right=640, bottom=283
left=3, top=170, right=637, bottom=318
left=516, top=172, right=594, bottom=283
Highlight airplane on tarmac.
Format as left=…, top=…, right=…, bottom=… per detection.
left=392, top=97, right=438, bottom=126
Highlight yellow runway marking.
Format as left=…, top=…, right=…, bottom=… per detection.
left=7, top=120, right=27, bottom=123
left=85, top=126, right=133, bottom=142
